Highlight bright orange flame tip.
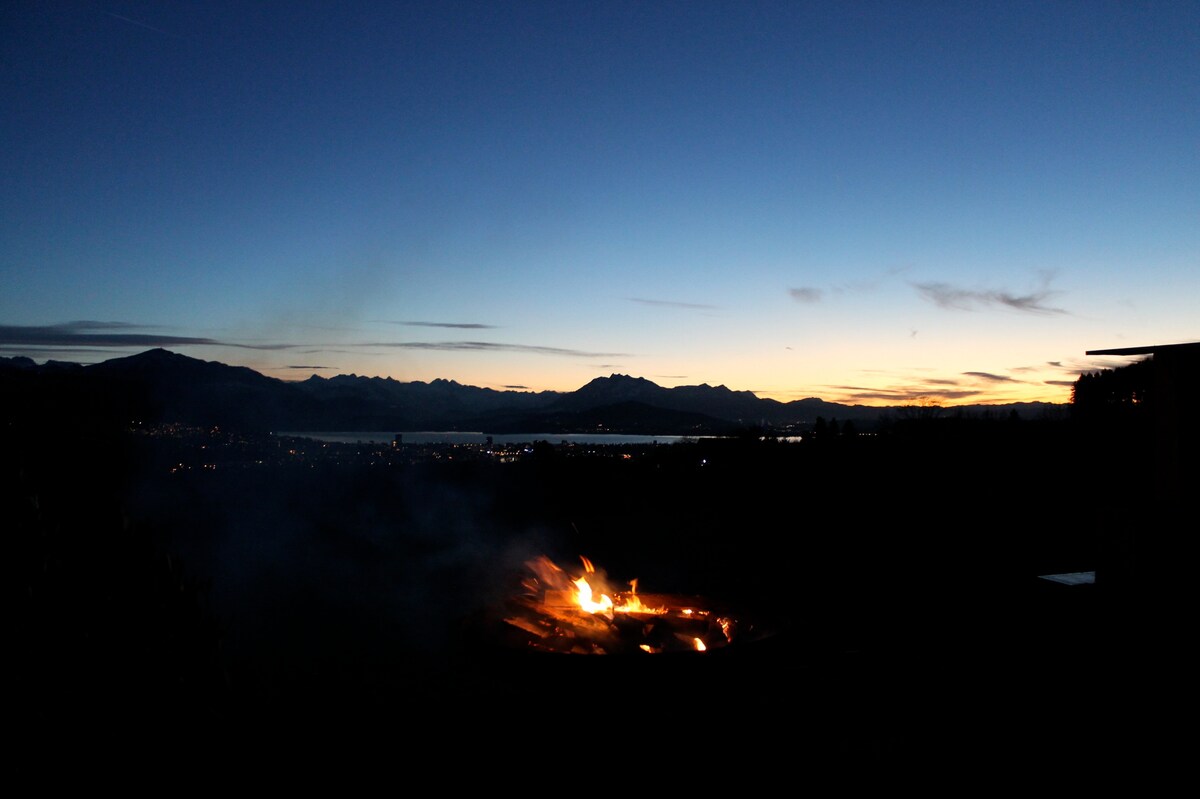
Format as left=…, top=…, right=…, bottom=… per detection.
left=573, top=576, right=614, bottom=615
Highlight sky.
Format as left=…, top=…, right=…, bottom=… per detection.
left=2, top=1, right=1197, bottom=406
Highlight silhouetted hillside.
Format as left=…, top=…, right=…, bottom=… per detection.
left=0, top=349, right=1067, bottom=434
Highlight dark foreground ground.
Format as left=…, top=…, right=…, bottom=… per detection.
left=8, top=419, right=1169, bottom=771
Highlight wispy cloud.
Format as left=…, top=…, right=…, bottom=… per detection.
left=362, top=341, right=628, bottom=358
left=794, top=265, right=912, bottom=303
left=62, top=320, right=149, bottom=331
left=223, top=342, right=297, bottom=350
left=1, top=345, right=132, bottom=356
left=503, top=384, right=529, bottom=390
left=0, top=323, right=293, bottom=350
left=378, top=321, right=498, bottom=329
left=788, top=287, right=823, bottom=304
left=284, top=365, right=336, bottom=370
left=627, top=298, right=718, bottom=310
left=962, top=371, right=1022, bottom=383
left=805, top=355, right=1075, bottom=405
left=107, top=12, right=175, bottom=37
left=820, top=370, right=1000, bottom=404
left=912, top=281, right=1068, bottom=315
left=830, top=386, right=983, bottom=403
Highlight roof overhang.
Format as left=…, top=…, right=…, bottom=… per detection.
left=1087, top=342, right=1200, bottom=357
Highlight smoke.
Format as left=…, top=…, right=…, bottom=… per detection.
left=130, top=461, right=563, bottom=670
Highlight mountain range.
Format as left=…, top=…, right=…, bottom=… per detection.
left=0, top=348, right=1067, bottom=434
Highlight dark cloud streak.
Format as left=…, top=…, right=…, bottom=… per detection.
left=363, top=341, right=628, bottom=358
left=0, top=345, right=129, bottom=356
left=0, top=323, right=293, bottom=350
left=839, top=388, right=983, bottom=402
left=788, top=287, right=823, bottom=303
left=627, top=298, right=718, bottom=310
left=380, top=321, right=498, bottom=329
left=62, top=320, right=151, bottom=331
left=962, top=371, right=1021, bottom=383
left=913, top=282, right=1068, bottom=314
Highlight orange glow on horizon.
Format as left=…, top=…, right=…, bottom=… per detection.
left=267, top=366, right=1074, bottom=407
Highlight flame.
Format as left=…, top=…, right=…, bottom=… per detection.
left=524, top=555, right=665, bottom=617
left=504, top=554, right=742, bottom=654
left=572, top=574, right=614, bottom=615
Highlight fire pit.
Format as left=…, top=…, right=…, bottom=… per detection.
left=495, top=555, right=773, bottom=655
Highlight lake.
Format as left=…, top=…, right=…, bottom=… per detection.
left=277, top=431, right=715, bottom=446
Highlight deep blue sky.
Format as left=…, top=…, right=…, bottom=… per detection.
left=3, top=1, right=1197, bottom=404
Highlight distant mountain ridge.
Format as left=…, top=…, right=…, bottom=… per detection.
left=0, top=349, right=1067, bottom=433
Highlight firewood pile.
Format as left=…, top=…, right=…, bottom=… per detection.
left=497, top=556, right=756, bottom=655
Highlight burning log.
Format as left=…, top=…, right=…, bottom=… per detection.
left=500, top=556, right=746, bottom=655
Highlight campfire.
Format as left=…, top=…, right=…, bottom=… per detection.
left=500, top=555, right=748, bottom=655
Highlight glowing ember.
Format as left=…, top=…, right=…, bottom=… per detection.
left=500, top=555, right=746, bottom=655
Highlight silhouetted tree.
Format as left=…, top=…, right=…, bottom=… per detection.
left=896, top=398, right=944, bottom=422
left=1071, top=357, right=1154, bottom=422
left=813, top=416, right=827, bottom=439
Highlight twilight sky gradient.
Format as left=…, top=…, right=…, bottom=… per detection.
left=3, top=1, right=1197, bottom=405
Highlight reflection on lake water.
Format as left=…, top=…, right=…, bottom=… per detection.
left=279, top=431, right=803, bottom=445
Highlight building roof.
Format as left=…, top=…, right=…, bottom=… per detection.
left=1086, top=341, right=1200, bottom=357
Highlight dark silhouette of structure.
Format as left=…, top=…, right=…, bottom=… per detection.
left=1086, top=341, right=1200, bottom=498
left=1082, top=341, right=1196, bottom=636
